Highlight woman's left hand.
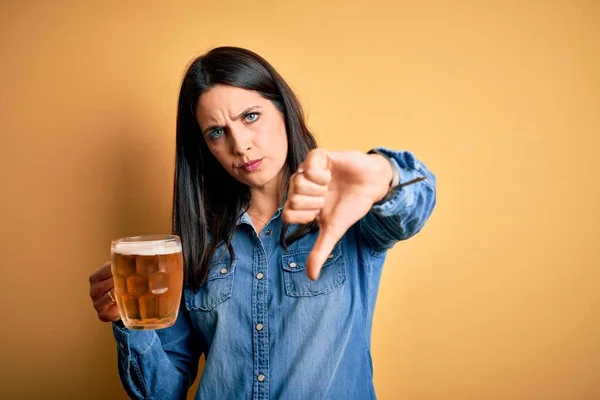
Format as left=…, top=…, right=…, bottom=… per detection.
left=283, top=148, right=393, bottom=280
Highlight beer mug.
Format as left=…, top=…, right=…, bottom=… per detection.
left=110, top=235, right=183, bottom=330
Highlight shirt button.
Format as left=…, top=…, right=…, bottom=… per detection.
left=256, top=272, right=264, bottom=280
left=265, top=230, right=272, bottom=235
left=289, top=262, right=297, bottom=268
left=257, top=374, right=265, bottom=382
left=256, top=323, right=263, bottom=331
left=328, top=254, right=334, bottom=259
left=119, top=342, right=125, bottom=349
left=220, top=268, right=228, bottom=274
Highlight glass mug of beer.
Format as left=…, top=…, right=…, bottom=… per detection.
left=110, top=235, right=183, bottom=330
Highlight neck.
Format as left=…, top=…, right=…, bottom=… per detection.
left=247, top=171, right=285, bottom=219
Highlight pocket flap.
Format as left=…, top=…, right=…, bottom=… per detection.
left=281, top=242, right=342, bottom=272
left=206, top=258, right=237, bottom=281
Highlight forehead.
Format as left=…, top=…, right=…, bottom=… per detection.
left=195, top=84, right=266, bottom=121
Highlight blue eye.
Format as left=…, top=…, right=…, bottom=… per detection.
left=244, top=112, right=259, bottom=123
left=208, top=128, right=224, bottom=140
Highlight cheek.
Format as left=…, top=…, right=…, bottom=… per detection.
left=270, top=132, right=288, bottom=174
left=278, top=132, right=288, bottom=155
left=262, top=126, right=287, bottom=167
left=208, top=146, right=233, bottom=171
left=272, top=119, right=288, bottom=153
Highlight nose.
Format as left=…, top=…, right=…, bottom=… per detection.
left=228, top=124, right=251, bottom=156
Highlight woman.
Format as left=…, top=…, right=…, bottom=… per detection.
left=89, top=46, right=436, bottom=399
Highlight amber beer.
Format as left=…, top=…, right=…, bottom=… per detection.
left=110, top=235, right=183, bottom=330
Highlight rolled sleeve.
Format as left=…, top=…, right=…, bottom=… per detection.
left=359, top=147, right=437, bottom=252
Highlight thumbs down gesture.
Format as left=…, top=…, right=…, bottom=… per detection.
left=282, top=148, right=394, bottom=280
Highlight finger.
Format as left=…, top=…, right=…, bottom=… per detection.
left=90, top=276, right=115, bottom=300
left=93, top=288, right=116, bottom=310
left=306, top=228, right=341, bottom=281
left=282, top=208, right=320, bottom=225
left=89, top=262, right=112, bottom=283
left=302, top=167, right=331, bottom=187
left=302, top=149, right=332, bottom=186
left=286, top=194, right=326, bottom=211
left=98, top=304, right=121, bottom=322
left=292, top=173, right=328, bottom=196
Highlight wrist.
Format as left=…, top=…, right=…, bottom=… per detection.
left=368, top=152, right=395, bottom=203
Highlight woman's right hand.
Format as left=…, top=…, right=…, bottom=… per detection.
left=89, top=261, right=120, bottom=322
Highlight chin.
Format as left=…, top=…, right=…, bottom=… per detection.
left=242, top=170, right=280, bottom=189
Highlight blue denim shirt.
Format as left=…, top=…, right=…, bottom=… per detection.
left=111, top=148, right=437, bottom=400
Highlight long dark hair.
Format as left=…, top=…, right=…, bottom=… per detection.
left=172, top=46, right=318, bottom=291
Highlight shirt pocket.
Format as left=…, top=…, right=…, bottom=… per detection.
left=281, top=241, right=346, bottom=297
left=184, top=258, right=236, bottom=312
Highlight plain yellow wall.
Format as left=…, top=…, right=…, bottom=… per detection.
left=1, top=1, right=598, bottom=399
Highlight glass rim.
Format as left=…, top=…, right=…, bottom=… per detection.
left=111, top=234, right=181, bottom=246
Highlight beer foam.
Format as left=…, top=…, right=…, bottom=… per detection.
left=113, top=240, right=182, bottom=256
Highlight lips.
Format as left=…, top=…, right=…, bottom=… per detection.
left=239, top=158, right=263, bottom=172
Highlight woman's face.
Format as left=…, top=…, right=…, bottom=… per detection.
left=196, top=84, right=288, bottom=190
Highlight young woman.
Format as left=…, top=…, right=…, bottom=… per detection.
left=89, top=46, right=437, bottom=399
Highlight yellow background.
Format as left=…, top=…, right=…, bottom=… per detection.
left=1, top=1, right=598, bottom=399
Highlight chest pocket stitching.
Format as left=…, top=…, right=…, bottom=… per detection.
left=185, top=258, right=237, bottom=312
left=281, top=242, right=346, bottom=297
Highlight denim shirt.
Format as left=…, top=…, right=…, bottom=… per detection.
left=111, top=148, right=437, bottom=400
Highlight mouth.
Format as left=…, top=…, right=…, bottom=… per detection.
left=239, top=158, right=264, bottom=172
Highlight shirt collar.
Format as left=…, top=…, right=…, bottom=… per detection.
left=236, top=203, right=284, bottom=227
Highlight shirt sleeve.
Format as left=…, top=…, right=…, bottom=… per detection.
left=111, top=297, right=202, bottom=399
left=358, top=147, right=437, bottom=253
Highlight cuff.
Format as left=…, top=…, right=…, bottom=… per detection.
left=369, top=147, right=425, bottom=217
left=112, top=321, right=158, bottom=355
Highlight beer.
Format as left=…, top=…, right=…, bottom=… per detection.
left=110, top=235, right=183, bottom=330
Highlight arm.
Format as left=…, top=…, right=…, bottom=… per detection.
left=112, top=298, right=202, bottom=400
left=358, top=147, right=437, bottom=253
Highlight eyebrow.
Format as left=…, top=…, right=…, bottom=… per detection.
left=202, top=105, right=262, bottom=135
